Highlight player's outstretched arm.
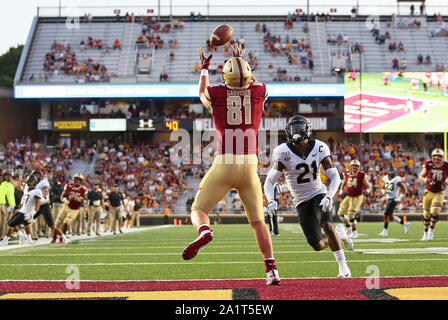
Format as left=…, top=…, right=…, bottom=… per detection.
left=264, top=161, right=285, bottom=215
left=264, top=161, right=284, bottom=203
left=198, top=47, right=212, bottom=110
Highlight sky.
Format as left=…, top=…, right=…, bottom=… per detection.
left=1, top=0, right=448, bottom=55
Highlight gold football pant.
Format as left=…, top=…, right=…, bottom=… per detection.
left=56, top=205, right=80, bottom=228
left=338, top=195, right=363, bottom=219
left=422, top=190, right=444, bottom=219
left=191, top=154, right=264, bottom=223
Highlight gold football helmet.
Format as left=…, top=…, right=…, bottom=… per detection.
left=222, top=44, right=252, bottom=89
left=431, top=148, right=444, bottom=165
left=73, top=173, right=84, bottom=181
left=350, top=159, right=361, bottom=167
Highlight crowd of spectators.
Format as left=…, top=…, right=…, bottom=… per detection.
left=40, top=41, right=113, bottom=83
left=1, top=135, right=445, bottom=218
left=136, top=16, right=183, bottom=50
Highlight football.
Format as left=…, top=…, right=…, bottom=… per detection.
left=210, top=24, right=233, bottom=46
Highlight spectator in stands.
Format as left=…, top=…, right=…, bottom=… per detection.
left=113, top=39, right=122, bottom=50
left=410, top=4, right=415, bottom=17
left=193, top=62, right=200, bottom=74
left=160, top=71, right=168, bottom=82
left=80, top=40, right=85, bottom=51
left=389, top=42, right=397, bottom=52
left=308, top=54, right=314, bottom=71
left=350, top=7, right=357, bottom=21
left=401, top=58, right=407, bottom=70
left=210, top=63, right=218, bottom=75
left=425, top=54, right=431, bottom=65
left=169, top=51, right=175, bottom=62
left=420, top=3, right=425, bottom=16
left=303, top=23, right=309, bottom=33
left=397, top=41, right=405, bottom=52
left=417, top=53, right=424, bottom=64
left=255, top=23, right=261, bottom=32
left=392, top=58, right=399, bottom=70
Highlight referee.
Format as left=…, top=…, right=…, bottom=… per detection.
left=267, top=182, right=281, bottom=236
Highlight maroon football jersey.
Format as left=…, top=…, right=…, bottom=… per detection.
left=64, top=184, right=87, bottom=210
left=424, top=160, right=448, bottom=193
left=204, top=81, right=267, bottom=155
left=344, top=171, right=366, bottom=197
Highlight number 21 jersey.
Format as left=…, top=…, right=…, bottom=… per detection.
left=203, top=81, right=268, bottom=155
left=272, top=139, right=331, bottom=207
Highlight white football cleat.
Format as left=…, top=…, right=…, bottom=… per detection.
left=350, top=230, right=359, bottom=239
left=266, top=269, right=281, bottom=285
left=428, top=229, right=434, bottom=241
left=421, top=231, right=429, bottom=241
left=25, top=239, right=34, bottom=246
left=335, top=224, right=354, bottom=250
left=345, top=226, right=352, bottom=237
left=378, top=229, right=388, bottom=236
left=403, top=222, right=410, bottom=234
left=337, top=269, right=352, bottom=278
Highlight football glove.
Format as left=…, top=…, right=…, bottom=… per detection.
left=198, top=47, right=212, bottom=70
left=319, top=195, right=333, bottom=213
left=267, top=200, right=278, bottom=217
left=6, top=206, right=14, bottom=213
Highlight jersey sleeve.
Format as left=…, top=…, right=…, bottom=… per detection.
left=34, top=189, right=43, bottom=199
left=318, top=141, right=331, bottom=163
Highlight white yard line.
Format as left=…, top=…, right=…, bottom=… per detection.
left=0, top=226, right=173, bottom=252
left=0, top=274, right=447, bottom=282
left=2, top=258, right=448, bottom=267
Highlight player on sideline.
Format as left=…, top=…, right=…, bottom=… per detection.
left=337, top=159, right=371, bottom=239
left=266, top=182, right=281, bottom=236
left=418, top=148, right=448, bottom=241
left=0, top=175, right=41, bottom=246
left=182, top=43, right=281, bottom=285
left=378, top=168, right=410, bottom=236
left=264, top=115, right=352, bottom=278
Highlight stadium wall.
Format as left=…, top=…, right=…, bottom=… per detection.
left=0, top=88, right=40, bottom=142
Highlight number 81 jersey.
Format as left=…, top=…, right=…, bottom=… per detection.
left=203, top=81, right=267, bottom=155
left=272, top=139, right=331, bottom=207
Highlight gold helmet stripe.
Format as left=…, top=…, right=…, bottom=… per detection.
left=235, top=57, right=244, bottom=88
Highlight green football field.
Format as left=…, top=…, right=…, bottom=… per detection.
left=345, top=73, right=448, bottom=133
left=1, top=221, right=448, bottom=281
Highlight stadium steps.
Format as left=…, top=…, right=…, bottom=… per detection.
left=309, top=22, right=330, bottom=76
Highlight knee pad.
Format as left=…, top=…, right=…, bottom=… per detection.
left=348, top=212, right=356, bottom=220
left=63, top=217, right=73, bottom=226
left=423, top=218, right=431, bottom=226
left=430, top=215, right=439, bottom=223
left=430, top=206, right=442, bottom=216
left=423, top=210, right=431, bottom=219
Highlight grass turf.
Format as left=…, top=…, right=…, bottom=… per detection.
left=0, top=221, right=447, bottom=281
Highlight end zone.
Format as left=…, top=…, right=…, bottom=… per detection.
left=0, top=276, right=447, bottom=300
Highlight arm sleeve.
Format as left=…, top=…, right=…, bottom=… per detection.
left=318, top=142, right=331, bottom=163
left=324, top=167, right=341, bottom=199
left=264, top=168, right=282, bottom=203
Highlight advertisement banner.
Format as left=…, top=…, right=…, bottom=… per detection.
left=89, top=119, right=126, bottom=132
left=53, top=121, right=88, bottom=131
